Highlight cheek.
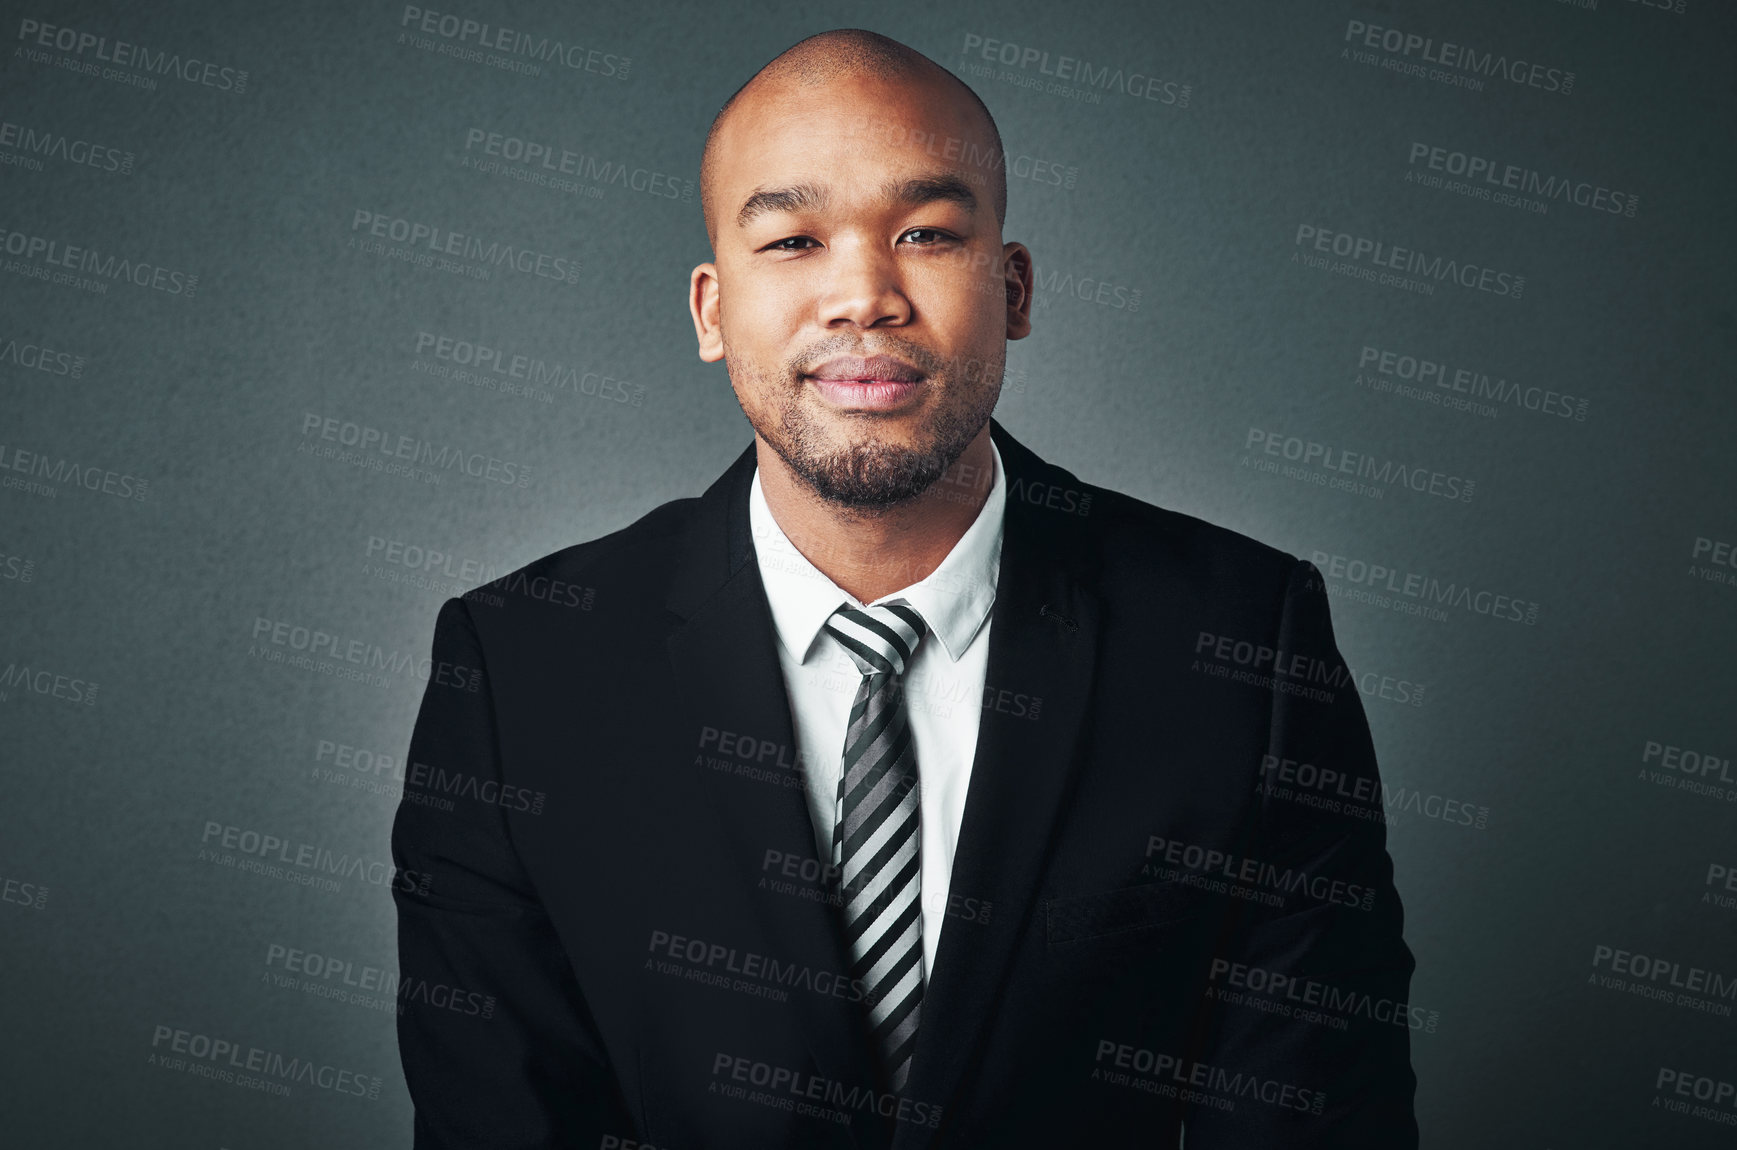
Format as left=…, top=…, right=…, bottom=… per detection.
left=722, top=279, right=811, bottom=347
left=967, top=270, right=1013, bottom=333
left=949, top=289, right=1009, bottom=354
left=918, top=271, right=999, bottom=333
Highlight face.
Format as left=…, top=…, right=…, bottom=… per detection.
left=690, top=71, right=1032, bottom=509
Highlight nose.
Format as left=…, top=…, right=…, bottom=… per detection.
left=816, top=240, right=912, bottom=330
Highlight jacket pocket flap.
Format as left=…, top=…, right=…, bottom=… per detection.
left=1045, top=880, right=1206, bottom=945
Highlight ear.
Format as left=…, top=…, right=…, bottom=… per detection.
left=1002, top=242, right=1034, bottom=341
left=689, top=262, right=724, bottom=362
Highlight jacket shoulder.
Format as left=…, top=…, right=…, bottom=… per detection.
left=457, top=495, right=701, bottom=619
left=1075, top=480, right=1305, bottom=604
left=999, top=432, right=1298, bottom=592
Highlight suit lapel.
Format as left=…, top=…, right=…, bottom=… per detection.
left=663, top=443, right=886, bottom=1148
left=894, top=422, right=1102, bottom=1144
left=663, top=425, right=1101, bottom=1148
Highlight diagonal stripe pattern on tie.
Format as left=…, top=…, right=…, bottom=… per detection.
left=823, top=601, right=928, bottom=1093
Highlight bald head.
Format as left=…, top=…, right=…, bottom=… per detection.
left=699, top=29, right=1007, bottom=248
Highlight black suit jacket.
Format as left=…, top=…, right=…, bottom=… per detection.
left=391, top=419, right=1419, bottom=1148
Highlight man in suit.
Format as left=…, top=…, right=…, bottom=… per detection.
left=392, top=28, right=1419, bottom=1149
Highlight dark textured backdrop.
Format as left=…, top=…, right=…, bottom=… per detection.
left=2, top=1, right=1733, bottom=1146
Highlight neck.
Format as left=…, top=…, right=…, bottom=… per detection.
left=757, top=424, right=996, bottom=604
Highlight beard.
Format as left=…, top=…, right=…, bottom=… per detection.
left=726, top=333, right=1001, bottom=510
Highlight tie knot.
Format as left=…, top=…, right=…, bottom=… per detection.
left=824, top=603, right=927, bottom=678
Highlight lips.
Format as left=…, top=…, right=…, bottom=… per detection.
left=803, top=355, right=927, bottom=412
left=805, top=355, right=925, bottom=384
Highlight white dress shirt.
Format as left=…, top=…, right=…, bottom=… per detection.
left=748, top=440, right=1006, bottom=983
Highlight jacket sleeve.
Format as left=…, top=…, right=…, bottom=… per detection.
left=391, top=596, right=635, bottom=1147
left=1181, top=559, right=1420, bottom=1148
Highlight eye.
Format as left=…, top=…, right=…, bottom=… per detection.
left=901, top=228, right=955, bottom=246
left=763, top=236, right=818, bottom=252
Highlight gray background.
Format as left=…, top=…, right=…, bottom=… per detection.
left=2, top=0, right=1734, bottom=1146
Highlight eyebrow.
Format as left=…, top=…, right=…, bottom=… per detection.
left=883, top=174, right=978, bottom=214
left=734, top=173, right=978, bottom=229
left=736, top=182, right=828, bottom=229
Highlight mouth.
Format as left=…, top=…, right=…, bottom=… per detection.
left=804, top=355, right=927, bottom=412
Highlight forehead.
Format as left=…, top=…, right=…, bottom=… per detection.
left=714, top=73, right=997, bottom=212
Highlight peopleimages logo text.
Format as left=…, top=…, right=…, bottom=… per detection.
left=1406, top=142, right=1637, bottom=217
left=960, top=33, right=1190, bottom=106
left=0, top=226, right=196, bottom=296
left=398, top=7, right=629, bottom=77
left=16, top=18, right=249, bottom=92
left=1343, top=20, right=1574, bottom=94
left=1309, top=550, right=1540, bottom=625
left=1294, top=225, right=1523, bottom=298
left=350, top=211, right=579, bottom=284
left=299, top=413, right=533, bottom=488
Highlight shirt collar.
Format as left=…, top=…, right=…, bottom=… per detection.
left=749, top=438, right=1005, bottom=665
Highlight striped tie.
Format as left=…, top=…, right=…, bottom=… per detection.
left=822, top=602, right=927, bottom=1093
